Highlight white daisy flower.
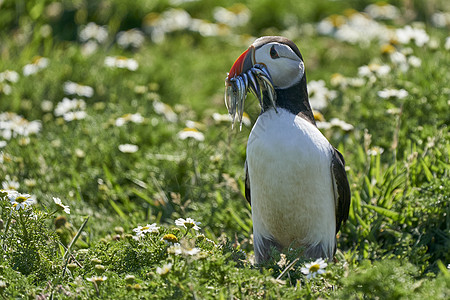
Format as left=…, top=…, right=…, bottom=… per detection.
left=167, top=244, right=184, bottom=255
left=79, top=22, right=108, bottom=44
left=8, top=192, right=35, bottom=210
left=153, top=101, right=178, bottom=122
left=54, top=98, right=86, bottom=117
left=167, top=244, right=201, bottom=256
left=317, top=118, right=354, bottom=131
left=54, top=98, right=87, bottom=122
left=307, top=80, right=337, bottom=110
left=0, top=141, right=6, bottom=148
left=117, top=29, right=145, bottom=49
left=358, top=63, right=391, bottom=78
left=129, top=113, right=144, bottom=124
left=177, top=128, right=205, bottom=142
left=431, top=12, right=450, bottom=28
left=367, top=146, right=384, bottom=156
left=364, top=3, right=399, bottom=20
left=118, top=144, right=139, bottom=153
left=389, top=51, right=409, bottom=72
left=24, top=178, right=36, bottom=187
left=81, top=40, right=99, bottom=56
left=241, top=112, right=251, bottom=127
left=63, top=111, right=87, bottom=122
left=1, top=189, right=15, bottom=197
left=0, top=83, right=12, bottom=95
left=53, top=197, right=70, bottom=214
left=189, top=19, right=219, bottom=37
left=408, top=56, right=422, bottom=68
left=185, top=120, right=206, bottom=130
left=156, top=263, right=172, bottom=276
left=114, top=118, right=127, bottom=127
left=212, top=113, right=233, bottom=123
left=317, top=13, right=392, bottom=46
left=445, top=37, right=450, bottom=51
left=41, top=100, right=53, bottom=112
left=115, top=113, right=144, bottom=127
left=144, top=8, right=192, bottom=43
left=395, top=25, right=429, bottom=47
left=301, top=258, right=328, bottom=279
left=63, top=81, right=94, bottom=98
left=0, top=112, right=42, bottom=139
left=183, top=247, right=201, bottom=256
left=213, top=5, right=251, bottom=27
left=104, top=56, right=138, bottom=71
left=133, top=223, right=160, bottom=236
left=377, top=88, right=408, bottom=99
left=86, top=275, right=107, bottom=284
left=2, top=178, right=19, bottom=190
left=175, top=217, right=201, bottom=231
left=23, top=57, right=49, bottom=76
left=329, top=118, right=354, bottom=131
left=0, top=70, right=19, bottom=83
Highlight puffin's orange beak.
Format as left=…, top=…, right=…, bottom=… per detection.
left=227, top=45, right=255, bottom=80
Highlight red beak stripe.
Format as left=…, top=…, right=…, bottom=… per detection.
left=227, top=48, right=250, bottom=81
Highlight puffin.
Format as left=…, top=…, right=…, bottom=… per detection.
left=225, top=36, right=350, bottom=264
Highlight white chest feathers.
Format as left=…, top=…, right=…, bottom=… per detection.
left=247, top=108, right=336, bottom=259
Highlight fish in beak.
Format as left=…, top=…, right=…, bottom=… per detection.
left=225, top=45, right=277, bottom=129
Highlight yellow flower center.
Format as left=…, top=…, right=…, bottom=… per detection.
left=380, top=44, right=396, bottom=54
left=162, top=234, right=178, bottom=243
left=328, top=14, right=345, bottom=27
left=309, top=264, right=320, bottom=273
left=343, top=8, right=358, bottom=17
left=368, top=63, right=381, bottom=71
left=313, top=111, right=325, bottom=122
left=141, top=226, right=150, bottom=231
left=184, top=222, right=194, bottom=229
left=15, top=196, right=29, bottom=203
left=32, top=56, right=43, bottom=64
left=182, top=128, right=199, bottom=133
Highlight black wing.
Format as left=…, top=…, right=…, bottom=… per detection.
left=244, top=161, right=251, bottom=205
left=331, top=148, right=351, bottom=233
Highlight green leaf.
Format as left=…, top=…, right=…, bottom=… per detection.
left=62, top=217, right=89, bottom=277
left=364, top=204, right=401, bottom=222
left=420, top=158, right=433, bottom=182
left=132, top=188, right=157, bottom=207
left=227, top=207, right=250, bottom=233
left=109, top=199, right=126, bottom=219
left=355, top=213, right=370, bottom=235
left=215, top=190, right=224, bottom=206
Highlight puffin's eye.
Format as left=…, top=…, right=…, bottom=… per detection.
left=270, top=45, right=280, bottom=59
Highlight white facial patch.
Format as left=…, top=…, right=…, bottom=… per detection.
left=254, top=43, right=305, bottom=89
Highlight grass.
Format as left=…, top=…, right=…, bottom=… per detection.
left=0, top=0, right=449, bottom=298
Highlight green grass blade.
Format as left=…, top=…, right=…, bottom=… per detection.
left=364, top=204, right=401, bottom=222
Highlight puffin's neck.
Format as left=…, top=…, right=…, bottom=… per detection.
left=261, top=75, right=316, bottom=125
left=263, top=75, right=316, bottom=125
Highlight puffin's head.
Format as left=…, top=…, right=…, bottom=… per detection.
left=225, top=36, right=306, bottom=128
left=228, top=36, right=305, bottom=90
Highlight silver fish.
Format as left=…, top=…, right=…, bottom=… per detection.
left=225, top=64, right=277, bottom=129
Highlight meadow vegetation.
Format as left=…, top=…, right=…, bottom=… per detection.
left=0, top=0, right=449, bottom=298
